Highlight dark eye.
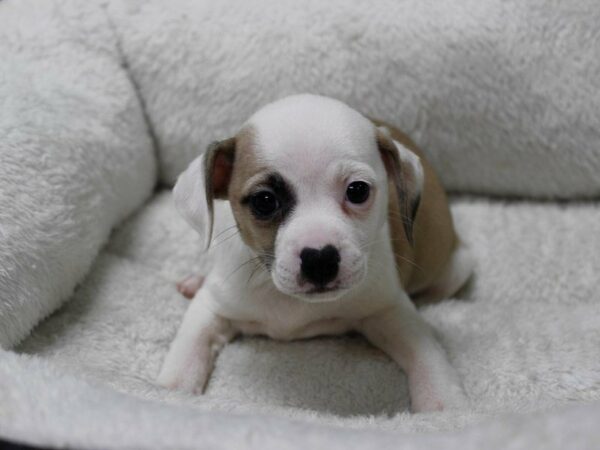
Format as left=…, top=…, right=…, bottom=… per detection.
left=250, top=190, right=280, bottom=218
left=346, top=181, right=370, bottom=204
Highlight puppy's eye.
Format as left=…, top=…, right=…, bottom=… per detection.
left=250, top=190, right=280, bottom=218
left=346, top=181, right=370, bottom=204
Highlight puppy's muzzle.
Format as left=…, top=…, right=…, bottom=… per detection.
left=299, top=244, right=340, bottom=290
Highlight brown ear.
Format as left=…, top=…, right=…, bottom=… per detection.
left=204, top=137, right=236, bottom=200
left=376, top=127, right=423, bottom=245
left=173, top=137, right=235, bottom=250
left=203, top=137, right=236, bottom=244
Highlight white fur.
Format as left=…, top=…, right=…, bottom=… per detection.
left=173, top=155, right=213, bottom=249
left=160, top=95, right=469, bottom=412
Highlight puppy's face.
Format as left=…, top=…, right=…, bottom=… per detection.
left=175, top=95, right=422, bottom=302
left=229, top=128, right=385, bottom=302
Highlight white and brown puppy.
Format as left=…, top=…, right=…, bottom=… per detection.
left=158, top=94, right=474, bottom=412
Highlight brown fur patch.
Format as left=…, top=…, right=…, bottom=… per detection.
left=227, top=127, right=280, bottom=262
left=371, top=119, right=457, bottom=294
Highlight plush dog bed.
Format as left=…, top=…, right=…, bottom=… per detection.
left=1, top=0, right=600, bottom=448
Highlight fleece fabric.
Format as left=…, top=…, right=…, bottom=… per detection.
left=0, top=0, right=156, bottom=348
left=1, top=0, right=600, bottom=448
left=2, top=192, right=600, bottom=449
left=107, top=0, right=600, bottom=197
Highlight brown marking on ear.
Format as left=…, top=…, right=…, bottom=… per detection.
left=376, top=129, right=420, bottom=245
left=204, top=137, right=235, bottom=199
left=203, top=137, right=236, bottom=246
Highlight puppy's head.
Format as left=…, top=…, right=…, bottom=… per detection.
left=175, top=95, right=423, bottom=302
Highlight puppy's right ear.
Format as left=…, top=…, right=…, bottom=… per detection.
left=173, top=138, right=236, bottom=250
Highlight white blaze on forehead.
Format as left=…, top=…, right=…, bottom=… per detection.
left=245, top=95, right=378, bottom=176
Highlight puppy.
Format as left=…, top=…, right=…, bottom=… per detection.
left=158, top=94, right=474, bottom=412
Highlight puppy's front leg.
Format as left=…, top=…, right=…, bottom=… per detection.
left=358, top=298, right=467, bottom=413
left=157, top=290, right=234, bottom=393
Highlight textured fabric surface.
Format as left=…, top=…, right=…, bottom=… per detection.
left=1, top=191, right=598, bottom=448
left=2, top=348, right=600, bottom=450
left=2, top=0, right=600, bottom=447
left=0, top=0, right=156, bottom=348
left=108, top=0, right=600, bottom=197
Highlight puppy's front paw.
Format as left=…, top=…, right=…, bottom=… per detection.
left=156, top=356, right=210, bottom=394
left=176, top=274, right=205, bottom=299
left=409, top=376, right=468, bottom=413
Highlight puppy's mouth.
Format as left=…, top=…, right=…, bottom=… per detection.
left=290, top=284, right=350, bottom=303
left=271, top=270, right=349, bottom=302
left=306, top=285, right=339, bottom=295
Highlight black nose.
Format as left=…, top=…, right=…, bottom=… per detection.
left=300, top=245, right=340, bottom=287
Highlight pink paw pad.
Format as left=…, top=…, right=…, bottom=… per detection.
left=176, top=275, right=205, bottom=299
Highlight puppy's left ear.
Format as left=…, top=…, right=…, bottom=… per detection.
left=376, top=127, right=424, bottom=246
left=173, top=138, right=236, bottom=250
